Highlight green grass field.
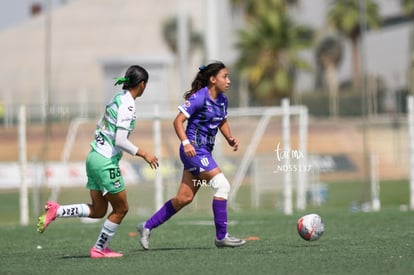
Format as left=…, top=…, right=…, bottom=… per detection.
left=1, top=180, right=414, bottom=275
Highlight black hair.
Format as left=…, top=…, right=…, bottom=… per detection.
left=122, top=65, right=149, bottom=90
left=184, top=61, right=226, bottom=99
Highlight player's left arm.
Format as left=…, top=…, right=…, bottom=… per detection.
left=219, top=118, right=238, bottom=151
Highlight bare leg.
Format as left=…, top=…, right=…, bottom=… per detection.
left=104, top=190, right=129, bottom=224
left=87, top=190, right=109, bottom=218
left=170, top=170, right=202, bottom=211
left=92, top=190, right=128, bottom=253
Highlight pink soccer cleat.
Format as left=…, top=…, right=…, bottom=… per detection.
left=90, top=247, right=123, bottom=258
left=37, top=201, right=59, bottom=233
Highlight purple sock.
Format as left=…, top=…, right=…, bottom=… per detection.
left=212, top=199, right=227, bottom=240
left=144, top=200, right=177, bottom=230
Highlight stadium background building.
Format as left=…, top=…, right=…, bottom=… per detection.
left=0, top=0, right=410, bottom=119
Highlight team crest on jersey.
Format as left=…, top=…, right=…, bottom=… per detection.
left=113, top=181, right=121, bottom=189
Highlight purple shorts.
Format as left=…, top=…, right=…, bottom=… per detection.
left=179, top=145, right=218, bottom=175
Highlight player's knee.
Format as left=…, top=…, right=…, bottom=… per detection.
left=210, top=173, right=230, bottom=200
left=120, top=205, right=129, bottom=217
left=113, top=204, right=129, bottom=219
left=175, top=193, right=194, bottom=207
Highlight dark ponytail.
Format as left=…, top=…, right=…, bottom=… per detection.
left=114, top=65, right=149, bottom=90
left=184, top=61, right=226, bottom=99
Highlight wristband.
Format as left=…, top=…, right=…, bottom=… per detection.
left=182, top=139, right=190, bottom=146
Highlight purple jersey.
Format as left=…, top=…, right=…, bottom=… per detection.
left=178, top=86, right=228, bottom=152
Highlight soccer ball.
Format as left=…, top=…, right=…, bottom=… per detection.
left=297, top=213, right=324, bottom=241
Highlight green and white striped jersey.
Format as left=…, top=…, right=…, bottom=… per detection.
left=90, top=90, right=136, bottom=158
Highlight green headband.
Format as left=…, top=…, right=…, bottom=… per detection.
left=113, top=77, right=130, bottom=86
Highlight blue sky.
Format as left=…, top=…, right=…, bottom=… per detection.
left=0, top=0, right=70, bottom=30
left=0, top=0, right=31, bottom=30
left=0, top=0, right=408, bottom=92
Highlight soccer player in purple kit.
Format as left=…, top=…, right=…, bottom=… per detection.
left=137, top=61, right=246, bottom=249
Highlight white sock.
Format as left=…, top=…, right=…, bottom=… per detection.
left=57, top=204, right=90, bottom=218
left=94, top=219, right=119, bottom=250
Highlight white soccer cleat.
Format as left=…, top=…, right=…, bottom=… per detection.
left=137, top=223, right=151, bottom=250
left=215, top=233, right=246, bottom=248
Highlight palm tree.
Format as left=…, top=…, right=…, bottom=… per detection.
left=161, top=16, right=203, bottom=55
left=327, top=0, right=380, bottom=91
left=315, top=36, right=343, bottom=117
left=232, top=0, right=313, bottom=105
left=232, top=0, right=298, bottom=20
left=401, top=0, right=414, bottom=14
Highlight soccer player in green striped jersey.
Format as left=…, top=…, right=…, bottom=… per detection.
left=37, top=65, right=159, bottom=258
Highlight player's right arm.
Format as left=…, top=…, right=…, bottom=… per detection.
left=173, top=112, right=195, bottom=157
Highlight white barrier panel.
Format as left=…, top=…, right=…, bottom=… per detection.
left=0, top=161, right=140, bottom=189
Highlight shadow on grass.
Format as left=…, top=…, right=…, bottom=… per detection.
left=58, top=246, right=214, bottom=259
left=59, top=255, right=90, bottom=259
left=141, top=247, right=214, bottom=251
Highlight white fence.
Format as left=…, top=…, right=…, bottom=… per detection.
left=0, top=161, right=140, bottom=189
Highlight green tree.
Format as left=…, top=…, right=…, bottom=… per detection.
left=232, top=0, right=313, bottom=105
left=401, top=0, right=414, bottom=15
left=315, top=36, right=343, bottom=117
left=232, top=0, right=298, bottom=20
left=327, top=0, right=380, bottom=91
left=161, top=16, right=203, bottom=55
